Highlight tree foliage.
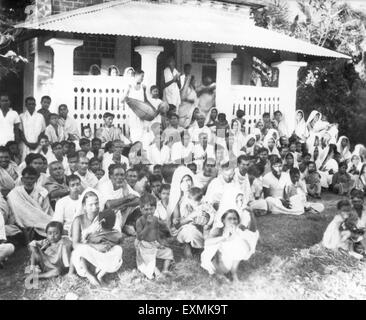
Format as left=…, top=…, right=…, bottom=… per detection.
left=253, top=0, right=366, bottom=146
left=0, top=0, right=31, bottom=79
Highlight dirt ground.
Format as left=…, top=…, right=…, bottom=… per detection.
left=1, top=192, right=365, bottom=300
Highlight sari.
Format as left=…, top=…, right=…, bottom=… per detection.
left=294, top=110, right=308, bottom=142
left=71, top=188, right=123, bottom=278
left=336, top=136, right=352, bottom=163
left=166, top=166, right=197, bottom=227
left=179, top=75, right=198, bottom=128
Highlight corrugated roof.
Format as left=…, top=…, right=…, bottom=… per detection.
left=15, top=0, right=350, bottom=60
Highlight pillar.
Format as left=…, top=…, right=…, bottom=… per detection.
left=45, top=38, right=83, bottom=110
left=271, top=61, right=307, bottom=134
left=212, top=52, right=237, bottom=116
left=135, top=45, right=164, bottom=90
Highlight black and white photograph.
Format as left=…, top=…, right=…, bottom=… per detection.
left=0, top=0, right=366, bottom=302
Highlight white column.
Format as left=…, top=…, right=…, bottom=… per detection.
left=45, top=38, right=83, bottom=110
left=271, top=60, right=307, bottom=134
left=212, top=52, right=237, bottom=116
left=135, top=45, right=164, bottom=91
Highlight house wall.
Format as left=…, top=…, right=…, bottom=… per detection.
left=51, top=0, right=113, bottom=14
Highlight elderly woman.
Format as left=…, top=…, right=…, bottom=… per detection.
left=69, top=188, right=123, bottom=286
left=263, top=131, right=280, bottom=157
left=201, top=209, right=258, bottom=282
left=167, top=166, right=202, bottom=258
left=317, top=144, right=339, bottom=189
left=229, top=120, right=246, bottom=156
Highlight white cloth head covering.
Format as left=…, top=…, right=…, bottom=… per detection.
left=215, top=184, right=251, bottom=228
left=294, top=109, right=307, bottom=141
left=74, top=187, right=104, bottom=219
left=306, top=110, right=321, bottom=128
left=263, top=130, right=280, bottom=156
left=336, top=135, right=352, bottom=162
left=205, top=107, right=218, bottom=125
left=166, top=166, right=197, bottom=224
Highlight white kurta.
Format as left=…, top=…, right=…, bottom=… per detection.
left=20, top=111, right=46, bottom=160
left=0, top=109, right=20, bottom=146
left=52, top=195, right=80, bottom=234
left=163, top=67, right=181, bottom=107
left=146, top=144, right=171, bottom=165
left=128, top=85, right=145, bottom=143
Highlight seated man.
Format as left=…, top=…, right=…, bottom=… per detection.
left=195, top=157, right=217, bottom=194
left=102, top=139, right=129, bottom=173
left=205, top=161, right=235, bottom=211
left=162, top=112, right=184, bottom=144
left=234, top=155, right=268, bottom=215
left=58, top=104, right=80, bottom=141
left=0, top=146, right=18, bottom=198
left=52, top=174, right=82, bottom=235
left=0, top=204, right=15, bottom=267
left=43, top=161, right=69, bottom=209
left=7, top=167, right=52, bottom=240
left=193, top=132, right=215, bottom=172
left=188, top=112, right=212, bottom=144
left=74, top=156, right=98, bottom=190
left=96, top=112, right=130, bottom=147
left=16, top=153, right=48, bottom=189
left=97, top=164, right=140, bottom=235
left=48, top=142, right=69, bottom=174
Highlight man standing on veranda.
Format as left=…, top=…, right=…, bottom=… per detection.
left=58, top=104, right=80, bottom=141
left=0, top=93, right=20, bottom=147
left=20, top=96, right=46, bottom=161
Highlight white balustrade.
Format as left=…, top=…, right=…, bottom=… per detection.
left=71, top=76, right=130, bottom=136
left=230, top=85, right=281, bottom=134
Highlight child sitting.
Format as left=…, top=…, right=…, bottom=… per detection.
left=45, top=113, right=66, bottom=144
left=154, top=184, right=171, bottom=237
left=94, top=168, right=105, bottom=181
left=322, top=200, right=365, bottom=259
left=187, top=162, right=197, bottom=175
left=305, top=161, right=322, bottom=199
left=28, top=221, right=72, bottom=280
left=135, top=194, right=174, bottom=280
left=332, top=161, right=354, bottom=195
left=172, top=187, right=215, bottom=258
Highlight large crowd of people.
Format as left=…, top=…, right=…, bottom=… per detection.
left=1, top=58, right=366, bottom=286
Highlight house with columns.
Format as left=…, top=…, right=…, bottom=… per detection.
left=15, top=0, right=349, bottom=136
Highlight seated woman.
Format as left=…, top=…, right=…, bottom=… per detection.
left=336, top=136, right=352, bottom=163
left=282, top=152, right=298, bottom=172
left=205, top=108, right=218, bottom=133
left=348, top=154, right=363, bottom=180
left=167, top=166, right=203, bottom=258
left=128, top=141, right=149, bottom=167
left=201, top=209, right=259, bottom=282
left=69, top=188, right=123, bottom=286
left=355, top=164, right=366, bottom=194
left=241, top=134, right=256, bottom=156
left=317, top=144, right=339, bottom=189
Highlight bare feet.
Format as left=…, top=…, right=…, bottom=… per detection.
left=183, top=244, right=193, bottom=259
left=86, top=273, right=100, bottom=287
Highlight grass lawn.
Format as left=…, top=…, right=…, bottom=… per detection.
left=1, top=192, right=366, bottom=300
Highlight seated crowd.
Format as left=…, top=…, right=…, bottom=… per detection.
left=1, top=91, right=366, bottom=286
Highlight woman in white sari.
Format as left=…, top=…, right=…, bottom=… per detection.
left=336, top=136, right=352, bottom=163
left=294, top=110, right=308, bottom=142
left=229, top=120, right=246, bottom=157
left=69, top=188, right=123, bottom=286
left=201, top=209, right=258, bottom=282
left=167, top=166, right=202, bottom=258
left=355, top=164, right=366, bottom=194
left=263, top=130, right=280, bottom=157
left=317, top=144, right=339, bottom=188
left=205, top=108, right=218, bottom=129
left=242, top=134, right=256, bottom=156
left=348, top=154, right=363, bottom=180
left=179, top=74, right=198, bottom=129
left=306, top=110, right=321, bottom=139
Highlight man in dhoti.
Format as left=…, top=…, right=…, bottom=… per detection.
left=7, top=166, right=52, bottom=239
left=19, top=97, right=46, bottom=161
left=162, top=57, right=181, bottom=108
